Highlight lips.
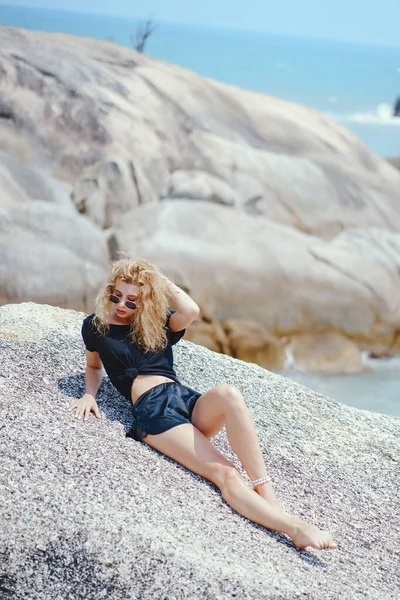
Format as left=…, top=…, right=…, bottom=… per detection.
left=116, top=309, right=127, bottom=314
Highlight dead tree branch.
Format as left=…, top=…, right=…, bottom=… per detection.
left=131, top=18, right=158, bottom=53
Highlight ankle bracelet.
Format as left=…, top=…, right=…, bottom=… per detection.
left=250, top=475, right=272, bottom=489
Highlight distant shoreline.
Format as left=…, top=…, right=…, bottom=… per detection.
left=1, top=3, right=399, bottom=50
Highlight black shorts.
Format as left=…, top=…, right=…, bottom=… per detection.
left=126, top=381, right=202, bottom=442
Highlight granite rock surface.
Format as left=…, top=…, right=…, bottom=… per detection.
left=0, top=302, right=399, bottom=599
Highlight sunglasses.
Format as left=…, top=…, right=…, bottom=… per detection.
left=109, top=294, right=137, bottom=310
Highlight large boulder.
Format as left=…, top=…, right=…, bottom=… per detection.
left=184, top=302, right=231, bottom=355
left=0, top=26, right=399, bottom=236
left=287, top=333, right=364, bottom=374
left=0, top=150, right=71, bottom=207
left=0, top=150, right=109, bottom=311
left=222, top=318, right=286, bottom=371
left=2, top=25, right=400, bottom=350
left=0, top=302, right=399, bottom=599
left=115, top=200, right=400, bottom=346
left=0, top=200, right=109, bottom=310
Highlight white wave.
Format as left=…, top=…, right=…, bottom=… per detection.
left=325, top=103, right=400, bottom=126
left=362, top=351, right=400, bottom=371
left=284, top=346, right=295, bottom=369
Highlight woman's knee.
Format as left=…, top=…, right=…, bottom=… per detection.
left=216, top=384, right=246, bottom=413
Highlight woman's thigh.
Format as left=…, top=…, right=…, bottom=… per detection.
left=190, top=384, right=242, bottom=439
left=142, top=422, right=238, bottom=488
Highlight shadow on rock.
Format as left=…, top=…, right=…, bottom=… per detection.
left=58, top=373, right=135, bottom=435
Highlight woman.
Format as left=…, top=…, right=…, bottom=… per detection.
left=72, top=257, right=337, bottom=552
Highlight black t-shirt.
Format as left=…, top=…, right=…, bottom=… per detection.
left=81, top=311, right=185, bottom=401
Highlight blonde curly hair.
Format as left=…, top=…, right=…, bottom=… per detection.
left=93, top=255, right=171, bottom=353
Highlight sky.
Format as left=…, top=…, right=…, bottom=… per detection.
left=5, top=0, right=400, bottom=47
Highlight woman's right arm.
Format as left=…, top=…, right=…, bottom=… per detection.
left=71, top=350, right=103, bottom=420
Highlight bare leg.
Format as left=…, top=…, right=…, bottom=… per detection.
left=223, top=392, right=283, bottom=508
left=219, top=470, right=337, bottom=550
left=191, top=385, right=282, bottom=507
left=143, top=423, right=337, bottom=551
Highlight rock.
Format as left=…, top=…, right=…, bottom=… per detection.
left=0, top=201, right=109, bottom=311
left=184, top=302, right=231, bottom=354
left=72, top=159, right=159, bottom=229
left=288, top=332, right=364, bottom=374
left=0, top=302, right=399, bottom=599
left=0, top=150, right=72, bottom=208
left=1, top=26, right=400, bottom=237
left=116, top=200, right=400, bottom=346
left=0, top=150, right=71, bottom=207
left=368, top=349, right=394, bottom=359
left=388, top=156, right=400, bottom=170
left=222, top=318, right=286, bottom=371
left=165, top=169, right=236, bottom=205
left=0, top=151, right=107, bottom=312
left=184, top=319, right=231, bottom=353
left=2, top=26, right=400, bottom=345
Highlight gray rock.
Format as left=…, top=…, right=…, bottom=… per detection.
left=388, top=156, right=400, bottom=170
left=0, top=150, right=71, bottom=207
left=0, top=302, right=399, bottom=599
left=116, top=200, right=400, bottom=344
left=1, top=25, right=399, bottom=235
left=0, top=201, right=109, bottom=310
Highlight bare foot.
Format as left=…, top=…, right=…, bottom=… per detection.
left=288, top=519, right=337, bottom=550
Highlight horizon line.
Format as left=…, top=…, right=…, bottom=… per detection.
left=1, top=2, right=400, bottom=51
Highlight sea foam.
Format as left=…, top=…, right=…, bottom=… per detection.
left=326, top=103, right=400, bottom=126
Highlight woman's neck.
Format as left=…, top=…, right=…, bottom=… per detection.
left=109, top=310, right=132, bottom=325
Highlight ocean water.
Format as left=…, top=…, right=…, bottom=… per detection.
left=1, top=4, right=400, bottom=157
left=1, top=4, right=400, bottom=418
left=283, top=357, right=400, bottom=418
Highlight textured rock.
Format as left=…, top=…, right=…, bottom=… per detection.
left=184, top=303, right=231, bottom=355
left=0, top=303, right=400, bottom=600
left=0, top=149, right=109, bottom=311
left=2, top=26, right=400, bottom=353
left=0, top=200, right=109, bottom=310
left=116, top=200, right=400, bottom=345
left=0, top=302, right=399, bottom=599
left=0, top=25, right=400, bottom=236
left=165, top=169, right=237, bottom=205
left=222, top=318, right=286, bottom=371
left=287, top=333, right=364, bottom=374
left=0, top=150, right=71, bottom=207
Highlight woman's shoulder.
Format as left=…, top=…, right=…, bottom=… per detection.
left=81, top=313, right=100, bottom=352
left=82, top=313, right=101, bottom=336
left=82, top=313, right=96, bottom=327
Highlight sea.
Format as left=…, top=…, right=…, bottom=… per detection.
left=1, top=4, right=400, bottom=418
